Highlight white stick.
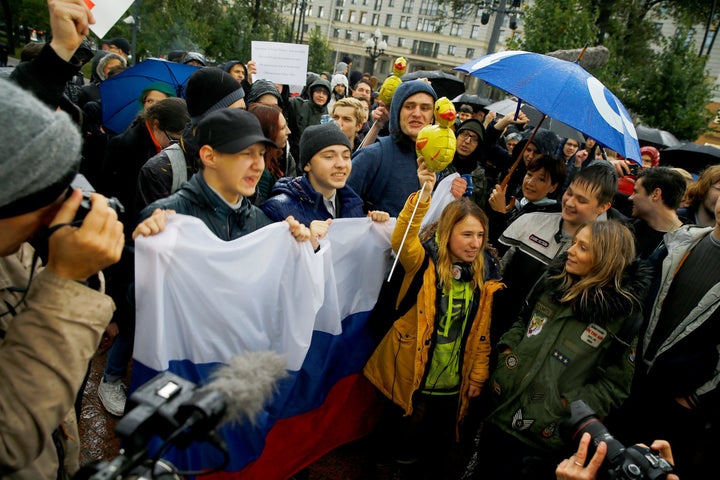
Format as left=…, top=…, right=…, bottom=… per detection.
left=387, top=181, right=428, bottom=282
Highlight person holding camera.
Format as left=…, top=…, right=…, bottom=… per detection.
left=556, top=432, right=679, bottom=480
left=0, top=76, right=124, bottom=479
left=469, top=220, right=650, bottom=480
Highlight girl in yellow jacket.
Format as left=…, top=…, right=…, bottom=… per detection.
left=363, top=161, right=504, bottom=479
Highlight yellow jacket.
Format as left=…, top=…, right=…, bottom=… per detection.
left=363, top=193, right=504, bottom=427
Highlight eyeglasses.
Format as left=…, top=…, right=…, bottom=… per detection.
left=458, top=131, right=479, bottom=145
left=164, top=131, right=181, bottom=144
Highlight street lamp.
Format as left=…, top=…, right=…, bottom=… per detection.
left=480, top=0, right=524, bottom=55
left=364, top=28, right=387, bottom=75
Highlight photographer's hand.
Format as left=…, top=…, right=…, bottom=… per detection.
left=556, top=432, right=606, bottom=480
left=45, top=190, right=124, bottom=282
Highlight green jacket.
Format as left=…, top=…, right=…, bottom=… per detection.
left=487, top=253, right=650, bottom=453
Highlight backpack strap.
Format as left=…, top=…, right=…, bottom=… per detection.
left=166, top=144, right=187, bottom=194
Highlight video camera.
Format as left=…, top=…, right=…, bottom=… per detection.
left=74, top=351, right=287, bottom=480
left=561, top=400, right=674, bottom=480
left=74, top=371, right=230, bottom=480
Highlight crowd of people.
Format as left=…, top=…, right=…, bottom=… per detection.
left=1, top=1, right=719, bottom=480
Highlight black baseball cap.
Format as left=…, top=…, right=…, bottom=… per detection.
left=196, top=109, right=276, bottom=154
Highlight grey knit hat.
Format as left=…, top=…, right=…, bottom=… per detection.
left=299, top=123, right=352, bottom=171
left=0, top=79, right=81, bottom=218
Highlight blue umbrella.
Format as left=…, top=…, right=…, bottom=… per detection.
left=100, top=58, right=200, bottom=134
left=455, top=51, right=641, bottom=163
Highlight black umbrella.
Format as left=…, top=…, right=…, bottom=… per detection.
left=635, top=124, right=680, bottom=149
left=451, top=93, right=492, bottom=111
left=402, top=70, right=466, bottom=99
left=659, top=142, right=720, bottom=174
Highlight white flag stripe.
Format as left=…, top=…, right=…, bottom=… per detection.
left=134, top=215, right=394, bottom=371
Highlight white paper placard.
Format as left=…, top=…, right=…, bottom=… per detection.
left=251, top=41, right=309, bottom=86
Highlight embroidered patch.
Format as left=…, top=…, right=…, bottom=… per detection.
left=527, top=383, right=545, bottom=402
left=534, top=301, right=555, bottom=318
left=505, top=353, right=519, bottom=369
left=511, top=408, right=534, bottom=431
left=529, top=234, right=550, bottom=248
left=527, top=313, right=547, bottom=337
left=541, top=422, right=556, bottom=438
left=551, top=349, right=571, bottom=366
left=580, top=323, right=607, bottom=347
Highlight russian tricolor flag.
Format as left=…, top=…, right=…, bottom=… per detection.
left=132, top=215, right=395, bottom=479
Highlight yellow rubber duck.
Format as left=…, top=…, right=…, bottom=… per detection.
left=415, top=97, right=457, bottom=172
left=377, top=57, right=407, bottom=107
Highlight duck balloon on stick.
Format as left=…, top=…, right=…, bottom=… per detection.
left=415, top=96, right=457, bottom=172
left=388, top=97, right=458, bottom=281
left=377, top=57, right=407, bottom=108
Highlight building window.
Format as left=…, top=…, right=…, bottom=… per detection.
left=333, top=28, right=340, bottom=38
left=398, top=37, right=406, bottom=48
left=346, top=29, right=353, bottom=40
left=402, top=0, right=414, bottom=14
left=358, top=31, right=365, bottom=42
left=419, top=0, right=438, bottom=16
left=388, top=0, right=395, bottom=7
left=336, top=0, right=345, bottom=6
left=470, top=24, right=479, bottom=39
left=448, top=45, right=456, bottom=55
left=372, top=13, right=379, bottom=26
left=400, top=15, right=410, bottom=28
left=385, top=14, right=393, bottom=27
left=334, top=9, right=344, bottom=21
left=360, top=11, right=367, bottom=24
left=466, top=47, right=475, bottom=58
left=413, top=40, right=438, bottom=57
left=351, top=0, right=357, bottom=3
left=349, top=10, right=357, bottom=23
left=374, top=0, right=383, bottom=11
left=449, top=23, right=462, bottom=36
left=363, top=0, right=369, bottom=5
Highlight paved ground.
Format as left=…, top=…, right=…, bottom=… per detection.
left=78, top=345, right=373, bottom=479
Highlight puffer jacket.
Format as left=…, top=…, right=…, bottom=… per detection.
left=260, top=175, right=364, bottom=225
left=363, top=193, right=505, bottom=428
left=0, top=244, right=114, bottom=479
left=287, top=77, right=331, bottom=161
left=487, top=253, right=651, bottom=453
left=138, top=172, right=272, bottom=241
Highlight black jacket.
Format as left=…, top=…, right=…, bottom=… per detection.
left=138, top=173, right=272, bottom=241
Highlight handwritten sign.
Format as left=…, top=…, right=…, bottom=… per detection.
left=251, top=41, right=309, bottom=86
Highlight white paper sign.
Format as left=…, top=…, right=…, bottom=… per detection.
left=85, top=0, right=135, bottom=40
left=251, top=41, right=309, bottom=86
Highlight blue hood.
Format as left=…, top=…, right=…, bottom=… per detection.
left=388, top=80, right=437, bottom=136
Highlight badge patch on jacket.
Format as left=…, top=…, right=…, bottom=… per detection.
left=527, top=313, right=547, bottom=337
left=580, top=323, right=607, bottom=347
left=511, top=408, right=534, bottom=431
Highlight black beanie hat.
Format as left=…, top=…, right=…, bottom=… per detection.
left=185, top=67, right=245, bottom=124
left=457, top=119, right=485, bottom=142
left=246, top=79, right=283, bottom=106
left=299, top=123, right=352, bottom=172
